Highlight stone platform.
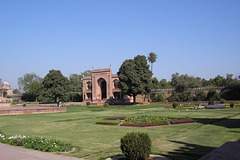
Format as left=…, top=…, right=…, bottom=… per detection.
left=0, top=107, right=66, bottom=115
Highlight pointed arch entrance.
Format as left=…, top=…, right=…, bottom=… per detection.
left=98, top=78, right=107, bottom=100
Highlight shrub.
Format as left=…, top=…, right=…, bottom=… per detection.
left=172, top=103, right=178, bottom=108
left=103, top=103, right=109, bottom=107
left=120, top=132, right=151, bottom=160
left=230, top=103, right=234, bottom=108
left=208, top=100, right=214, bottom=105
left=86, top=102, right=90, bottom=106
left=23, top=104, right=26, bottom=107
left=220, top=99, right=225, bottom=104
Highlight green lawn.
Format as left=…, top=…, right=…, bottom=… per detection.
left=0, top=104, right=240, bottom=160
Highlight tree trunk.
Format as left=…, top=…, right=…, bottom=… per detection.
left=151, top=62, right=153, bottom=73
left=133, top=95, right=136, bottom=104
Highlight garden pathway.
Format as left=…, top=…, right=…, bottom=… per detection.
left=0, top=143, right=84, bottom=160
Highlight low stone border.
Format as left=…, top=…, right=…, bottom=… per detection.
left=120, top=123, right=168, bottom=127
left=106, top=154, right=170, bottom=160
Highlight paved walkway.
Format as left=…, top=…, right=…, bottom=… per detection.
left=199, top=141, right=240, bottom=160
left=0, top=143, right=84, bottom=160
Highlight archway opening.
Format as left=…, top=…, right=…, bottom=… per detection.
left=3, top=92, right=7, bottom=98
left=98, top=78, right=107, bottom=100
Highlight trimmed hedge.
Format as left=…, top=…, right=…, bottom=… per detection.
left=121, top=132, right=151, bottom=160
left=96, top=120, right=120, bottom=125
left=103, top=117, right=126, bottom=120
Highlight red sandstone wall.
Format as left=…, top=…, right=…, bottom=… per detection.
left=0, top=107, right=66, bottom=115
left=0, top=102, right=11, bottom=108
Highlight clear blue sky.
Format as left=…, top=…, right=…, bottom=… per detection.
left=1, top=0, right=240, bottom=89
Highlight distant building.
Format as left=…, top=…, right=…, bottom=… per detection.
left=0, top=79, right=13, bottom=102
left=82, top=67, right=151, bottom=104
left=82, top=68, right=124, bottom=103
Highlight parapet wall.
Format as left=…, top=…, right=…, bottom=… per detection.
left=152, top=87, right=224, bottom=97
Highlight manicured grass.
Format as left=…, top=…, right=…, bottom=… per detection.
left=0, top=104, right=240, bottom=160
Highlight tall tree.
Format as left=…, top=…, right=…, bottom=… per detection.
left=147, top=52, right=157, bottom=73
left=118, top=55, right=152, bottom=103
left=18, top=73, right=42, bottom=101
left=69, top=70, right=92, bottom=92
left=69, top=74, right=82, bottom=92
left=18, top=73, right=42, bottom=92
left=41, top=70, right=70, bottom=102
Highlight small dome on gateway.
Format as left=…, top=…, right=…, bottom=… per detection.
left=3, top=81, right=10, bottom=87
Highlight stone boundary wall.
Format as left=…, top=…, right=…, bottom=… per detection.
left=0, top=107, right=66, bottom=115
left=0, top=102, right=11, bottom=108
left=152, top=86, right=225, bottom=97
left=150, top=100, right=240, bottom=105
left=12, top=102, right=86, bottom=108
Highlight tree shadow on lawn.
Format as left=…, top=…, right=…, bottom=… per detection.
left=163, top=140, right=216, bottom=160
left=193, top=118, right=240, bottom=128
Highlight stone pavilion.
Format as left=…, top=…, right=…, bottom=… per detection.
left=0, top=79, right=13, bottom=102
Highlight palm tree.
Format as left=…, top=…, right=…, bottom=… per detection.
left=147, top=52, right=157, bottom=73
left=147, top=52, right=157, bottom=102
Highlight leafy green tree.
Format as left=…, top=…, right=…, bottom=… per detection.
left=159, top=79, right=168, bottom=88
left=18, top=73, right=42, bottom=101
left=18, top=73, right=42, bottom=92
left=213, top=75, right=225, bottom=86
left=206, top=89, right=220, bottom=101
left=81, top=70, right=92, bottom=77
left=194, top=91, right=206, bottom=101
left=221, top=82, right=240, bottom=100
left=150, top=93, right=165, bottom=102
left=167, top=91, right=194, bottom=102
left=26, top=81, right=43, bottom=101
left=69, top=70, right=92, bottom=93
left=69, top=74, right=82, bottom=92
left=13, top=89, right=21, bottom=94
left=151, top=77, right=160, bottom=89
left=201, top=78, right=211, bottom=87
left=41, top=70, right=70, bottom=102
left=118, top=55, right=152, bottom=103
left=167, top=91, right=179, bottom=102
left=171, top=73, right=202, bottom=92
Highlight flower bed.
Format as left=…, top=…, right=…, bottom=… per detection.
left=0, top=132, right=74, bottom=152
left=100, top=116, right=196, bottom=127
left=124, top=115, right=170, bottom=124
left=103, top=117, right=126, bottom=120
left=205, top=104, right=225, bottom=109
left=120, top=123, right=168, bottom=127
left=170, top=118, right=195, bottom=124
